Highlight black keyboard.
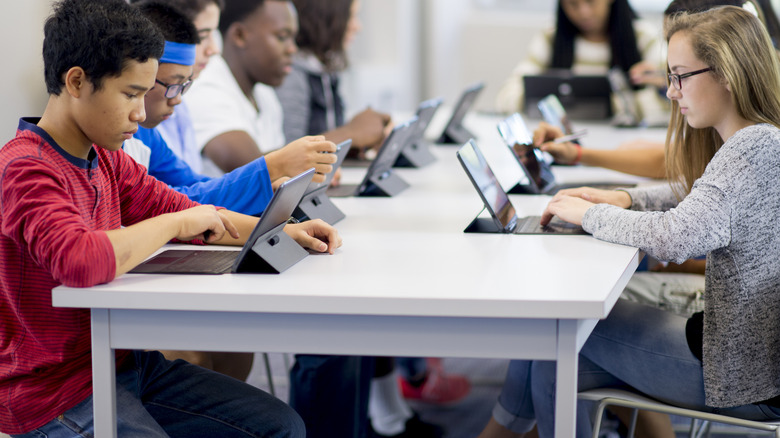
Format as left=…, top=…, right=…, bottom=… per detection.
left=130, top=250, right=238, bottom=274
left=513, top=216, right=585, bottom=235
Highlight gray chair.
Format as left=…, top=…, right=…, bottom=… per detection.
left=578, top=388, right=780, bottom=438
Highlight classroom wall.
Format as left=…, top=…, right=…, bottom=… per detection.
left=0, top=2, right=51, bottom=145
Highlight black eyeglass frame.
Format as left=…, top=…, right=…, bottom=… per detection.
left=668, top=67, right=713, bottom=90
left=154, top=78, right=193, bottom=99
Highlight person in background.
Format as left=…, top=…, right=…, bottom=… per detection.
left=481, top=6, right=780, bottom=437
left=275, top=0, right=391, bottom=160
left=496, top=0, right=667, bottom=123
left=155, top=0, right=224, bottom=172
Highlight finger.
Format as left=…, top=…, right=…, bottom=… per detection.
left=219, top=211, right=240, bottom=239
left=311, top=173, right=326, bottom=183
left=540, top=206, right=555, bottom=226
left=315, top=152, right=338, bottom=164
left=315, top=140, right=337, bottom=153
left=314, top=163, right=333, bottom=175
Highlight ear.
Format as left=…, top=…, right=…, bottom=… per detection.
left=227, top=23, right=249, bottom=49
left=64, top=67, right=88, bottom=98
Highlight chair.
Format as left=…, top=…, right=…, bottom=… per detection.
left=578, top=388, right=780, bottom=438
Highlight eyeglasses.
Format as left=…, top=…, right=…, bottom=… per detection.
left=668, top=67, right=713, bottom=91
left=154, top=78, right=193, bottom=99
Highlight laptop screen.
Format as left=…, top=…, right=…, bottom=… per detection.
left=496, top=113, right=556, bottom=194
left=304, top=139, right=351, bottom=196
left=537, top=94, right=575, bottom=135
left=457, top=140, right=516, bottom=230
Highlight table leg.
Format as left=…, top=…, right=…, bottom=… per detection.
left=555, top=319, right=579, bottom=438
left=91, top=309, right=117, bottom=438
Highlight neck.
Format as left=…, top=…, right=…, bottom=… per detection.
left=716, top=117, right=755, bottom=143
left=37, top=97, right=93, bottom=160
left=222, top=47, right=257, bottom=107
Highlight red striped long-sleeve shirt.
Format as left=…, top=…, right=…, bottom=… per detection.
left=0, top=118, right=200, bottom=433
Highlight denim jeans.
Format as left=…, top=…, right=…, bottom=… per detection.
left=12, top=350, right=304, bottom=438
left=288, top=355, right=374, bottom=438
left=493, top=299, right=780, bottom=438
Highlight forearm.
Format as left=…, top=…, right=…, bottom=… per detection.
left=105, top=213, right=182, bottom=276
left=581, top=148, right=665, bottom=179
left=211, top=210, right=259, bottom=246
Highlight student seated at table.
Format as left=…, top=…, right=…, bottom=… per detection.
left=275, top=0, right=391, bottom=161
left=480, top=6, right=780, bottom=437
left=0, top=0, right=342, bottom=435
left=185, top=1, right=337, bottom=179
left=495, top=0, right=667, bottom=121
left=146, top=0, right=224, bottom=172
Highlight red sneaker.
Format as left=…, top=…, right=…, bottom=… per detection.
left=398, top=358, right=471, bottom=405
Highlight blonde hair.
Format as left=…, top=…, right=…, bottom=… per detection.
left=664, top=6, right=780, bottom=198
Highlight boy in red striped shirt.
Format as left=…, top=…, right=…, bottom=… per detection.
left=0, top=0, right=340, bottom=435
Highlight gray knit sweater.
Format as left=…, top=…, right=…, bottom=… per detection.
left=583, top=123, right=780, bottom=408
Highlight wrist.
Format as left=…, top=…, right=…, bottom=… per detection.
left=571, top=144, right=583, bottom=164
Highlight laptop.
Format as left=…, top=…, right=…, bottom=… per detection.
left=293, top=140, right=351, bottom=224
left=496, top=113, right=636, bottom=195
left=394, top=97, right=443, bottom=168
left=457, top=140, right=584, bottom=235
left=436, top=82, right=485, bottom=145
left=129, top=168, right=315, bottom=274
left=326, top=117, right=418, bottom=197
left=524, top=70, right=612, bottom=120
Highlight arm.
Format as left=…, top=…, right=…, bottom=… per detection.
left=175, top=157, right=274, bottom=216
left=533, top=122, right=666, bottom=178
left=323, top=108, right=392, bottom=150
left=207, top=210, right=343, bottom=254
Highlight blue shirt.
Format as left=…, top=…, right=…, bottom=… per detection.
left=132, top=127, right=273, bottom=216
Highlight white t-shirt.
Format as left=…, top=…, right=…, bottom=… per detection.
left=187, top=55, right=285, bottom=177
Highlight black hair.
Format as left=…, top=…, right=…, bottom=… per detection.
left=551, top=0, right=642, bottom=77
left=218, top=0, right=265, bottom=35
left=292, top=0, right=352, bottom=71
left=43, top=0, right=164, bottom=95
left=133, top=0, right=200, bottom=45
left=129, top=0, right=225, bottom=22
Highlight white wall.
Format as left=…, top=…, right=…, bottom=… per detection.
left=0, top=2, right=51, bottom=145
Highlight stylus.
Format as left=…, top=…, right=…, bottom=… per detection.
left=554, top=130, right=588, bottom=143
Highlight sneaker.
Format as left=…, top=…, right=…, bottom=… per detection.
left=369, top=413, right=444, bottom=438
left=398, top=358, right=470, bottom=405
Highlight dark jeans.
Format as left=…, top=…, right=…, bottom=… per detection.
left=12, top=350, right=304, bottom=438
left=289, top=355, right=374, bottom=438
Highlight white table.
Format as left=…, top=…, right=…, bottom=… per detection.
left=53, top=115, right=666, bottom=438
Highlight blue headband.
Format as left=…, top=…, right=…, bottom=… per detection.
left=160, top=41, right=196, bottom=66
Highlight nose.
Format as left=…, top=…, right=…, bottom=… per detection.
left=666, top=84, right=680, bottom=100
left=131, top=101, right=146, bottom=122
left=205, top=35, right=220, bottom=57
left=168, top=94, right=183, bottom=106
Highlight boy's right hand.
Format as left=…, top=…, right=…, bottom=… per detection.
left=174, top=205, right=239, bottom=243
left=270, top=136, right=338, bottom=183
left=532, top=122, right=579, bottom=164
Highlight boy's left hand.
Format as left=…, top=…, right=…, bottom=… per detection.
left=284, top=219, right=343, bottom=254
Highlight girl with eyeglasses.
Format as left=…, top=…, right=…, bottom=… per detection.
left=481, top=6, right=780, bottom=438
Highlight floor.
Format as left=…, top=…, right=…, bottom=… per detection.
left=3, top=355, right=767, bottom=437
left=247, top=354, right=774, bottom=438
